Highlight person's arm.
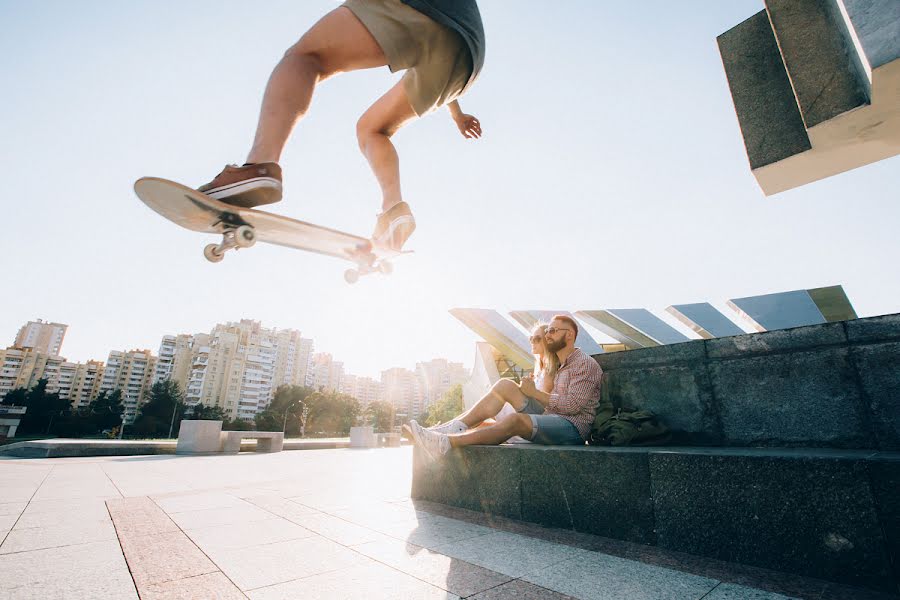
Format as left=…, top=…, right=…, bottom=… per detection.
left=448, top=100, right=482, bottom=139
left=547, top=358, right=602, bottom=416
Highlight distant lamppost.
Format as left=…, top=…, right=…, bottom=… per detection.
left=283, top=399, right=304, bottom=433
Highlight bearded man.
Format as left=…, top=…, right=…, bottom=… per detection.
left=405, top=315, right=603, bottom=459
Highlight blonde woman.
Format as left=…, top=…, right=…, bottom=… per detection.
left=426, top=323, right=559, bottom=437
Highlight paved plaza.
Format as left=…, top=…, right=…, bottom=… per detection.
left=0, top=447, right=892, bottom=599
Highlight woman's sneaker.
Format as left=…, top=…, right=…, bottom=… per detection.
left=372, top=202, right=416, bottom=251
left=428, top=419, right=467, bottom=434
left=198, top=163, right=283, bottom=208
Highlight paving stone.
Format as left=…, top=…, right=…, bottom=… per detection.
left=467, top=579, right=579, bottom=600
left=119, top=530, right=219, bottom=587
left=107, top=497, right=181, bottom=537
left=703, top=582, right=800, bottom=599
left=0, top=502, right=26, bottom=517
left=140, top=572, right=248, bottom=600
left=242, top=495, right=319, bottom=519
left=523, top=551, right=718, bottom=600
left=279, top=511, right=383, bottom=546
left=205, top=535, right=369, bottom=591
left=354, top=536, right=512, bottom=596
left=430, top=530, right=587, bottom=579
left=15, top=497, right=111, bottom=528
left=185, top=517, right=315, bottom=551
left=168, top=504, right=276, bottom=530
left=0, top=516, right=117, bottom=554
left=246, top=561, right=456, bottom=600
left=0, top=540, right=137, bottom=599
left=377, top=513, right=494, bottom=549
left=154, top=491, right=249, bottom=513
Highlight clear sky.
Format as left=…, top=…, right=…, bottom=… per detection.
left=3, top=0, right=899, bottom=379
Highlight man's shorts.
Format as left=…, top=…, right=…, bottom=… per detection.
left=342, top=0, right=473, bottom=116
left=517, top=396, right=585, bottom=445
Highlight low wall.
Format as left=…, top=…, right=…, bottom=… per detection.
left=594, top=313, right=900, bottom=449
left=412, top=445, right=900, bottom=593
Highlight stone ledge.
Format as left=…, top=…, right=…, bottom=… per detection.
left=412, top=444, right=900, bottom=593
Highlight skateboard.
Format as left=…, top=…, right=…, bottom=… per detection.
left=133, top=177, right=410, bottom=283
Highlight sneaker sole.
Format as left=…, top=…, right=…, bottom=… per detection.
left=203, top=178, right=283, bottom=208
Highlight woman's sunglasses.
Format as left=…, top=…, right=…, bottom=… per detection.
left=529, top=334, right=544, bottom=343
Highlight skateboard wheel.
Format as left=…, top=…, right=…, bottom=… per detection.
left=378, top=261, right=393, bottom=275
left=234, top=225, right=256, bottom=248
left=204, top=244, right=224, bottom=263
left=344, top=269, right=360, bottom=284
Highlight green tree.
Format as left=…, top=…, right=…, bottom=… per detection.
left=304, top=390, right=360, bottom=436
left=255, top=385, right=310, bottom=435
left=1, top=388, right=27, bottom=406
left=423, top=384, right=464, bottom=427
left=15, top=379, right=71, bottom=436
left=87, top=390, right=125, bottom=433
left=223, top=417, right=254, bottom=431
left=131, top=380, right=185, bottom=438
left=188, top=403, right=226, bottom=421
left=364, top=400, right=395, bottom=432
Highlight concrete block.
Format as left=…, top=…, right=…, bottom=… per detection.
left=595, top=339, right=705, bottom=369
left=649, top=451, right=895, bottom=591
left=176, top=420, right=223, bottom=455
left=520, top=447, right=655, bottom=544
left=845, top=313, right=900, bottom=344
left=717, top=11, right=811, bottom=170
left=710, top=348, right=872, bottom=448
left=706, top=322, right=846, bottom=359
left=350, top=426, right=376, bottom=448
left=765, top=0, right=869, bottom=128
left=868, top=457, right=900, bottom=586
left=600, top=365, right=720, bottom=445
left=843, top=0, right=900, bottom=70
left=850, top=343, right=900, bottom=450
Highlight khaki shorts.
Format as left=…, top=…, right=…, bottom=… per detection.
left=342, top=0, right=472, bottom=116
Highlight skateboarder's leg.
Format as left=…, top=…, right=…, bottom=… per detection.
left=246, top=7, right=389, bottom=165
left=357, top=80, right=418, bottom=249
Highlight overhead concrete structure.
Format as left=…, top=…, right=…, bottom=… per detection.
left=575, top=309, right=691, bottom=349
left=449, top=308, right=534, bottom=370
left=727, top=285, right=857, bottom=332
left=718, top=0, right=900, bottom=195
left=508, top=310, right=605, bottom=355
left=666, top=303, right=747, bottom=339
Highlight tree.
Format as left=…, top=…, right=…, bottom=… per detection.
left=304, top=390, right=360, bottom=436
left=14, top=379, right=71, bottom=436
left=365, top=400, right=395, bottom=432
left=87, top=390, right=125, bottom=433
left=188, top=403, right=226, bottom=421
left=131, top=380, right=185, bottom=438
left=255, top=385, right=310, bottom=435
left=422, top=384, right=464, bottom=427
left=1, top=388, right=27, bottom=406
left=223, top=417, right=254, bottom=431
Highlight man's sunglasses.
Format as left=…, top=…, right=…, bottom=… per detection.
left=545, top=327, right=572, bottom=336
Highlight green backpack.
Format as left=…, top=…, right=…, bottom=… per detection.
left=589, top=404, right=671, bottom=446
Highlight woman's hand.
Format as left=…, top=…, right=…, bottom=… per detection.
left=519, top=375, right=537, bottom=397
left=455, top=113, right=482, bottom=139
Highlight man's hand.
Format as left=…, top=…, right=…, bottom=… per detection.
left=519, top=376, right=537, bottom=397
left=454, top=113, right=482, bottom=139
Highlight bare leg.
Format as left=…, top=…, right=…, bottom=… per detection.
left=449, top=413, right=533, bottom=448
left=356, top=81, right=418, bottom=211
left=246, top=7, right=388, bottom=164
left=455, top=379, right=528, bottom=429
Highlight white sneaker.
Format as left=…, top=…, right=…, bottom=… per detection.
left=428, top=419, right=467, bottom=435
left=408, top=420, right=450, bottom=460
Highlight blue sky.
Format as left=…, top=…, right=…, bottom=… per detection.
left=3, top=0, right=899, bottom=378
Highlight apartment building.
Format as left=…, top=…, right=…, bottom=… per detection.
left=14, top=319, right=68, bottom=355
left=272, top=329, right=314, bottom=389
left=415, top=358, right=468, bottom=415
left=0, top=347, right=65, bottom=399
left=61, top=360, right=105, bottom=408
left=340, top=374, right=383, bottom=406
left=100, top=350, right=157, bottom=422
left=312, top=353, right=344, bottom=393
left=381, top=367, right=422, bottom=420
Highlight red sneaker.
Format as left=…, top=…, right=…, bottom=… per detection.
left=198, top=163, right=283, bottom=208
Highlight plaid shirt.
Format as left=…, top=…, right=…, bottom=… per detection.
left=547, top=348, right=603, bottom=440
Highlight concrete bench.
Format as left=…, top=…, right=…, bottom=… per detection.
left=176, top=420, right=283, bottom=455
left=220, top=431, right=283, bottom=454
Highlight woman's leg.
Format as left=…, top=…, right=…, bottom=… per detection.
left=246, top=7, right=389, bottom=164
left=449, top=413, right=533, bottom=448
left=454, top=379, right=529, bottom=429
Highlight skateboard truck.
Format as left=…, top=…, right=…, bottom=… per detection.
left=343, top=241, right=394, bottom=284
left=203, top=225, right=257, bottom=263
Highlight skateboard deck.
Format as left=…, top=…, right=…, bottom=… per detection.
left=133, top=177, right=409, bottom=283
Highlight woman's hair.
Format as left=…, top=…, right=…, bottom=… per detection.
left=531, top=323, right=560, bottom=379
